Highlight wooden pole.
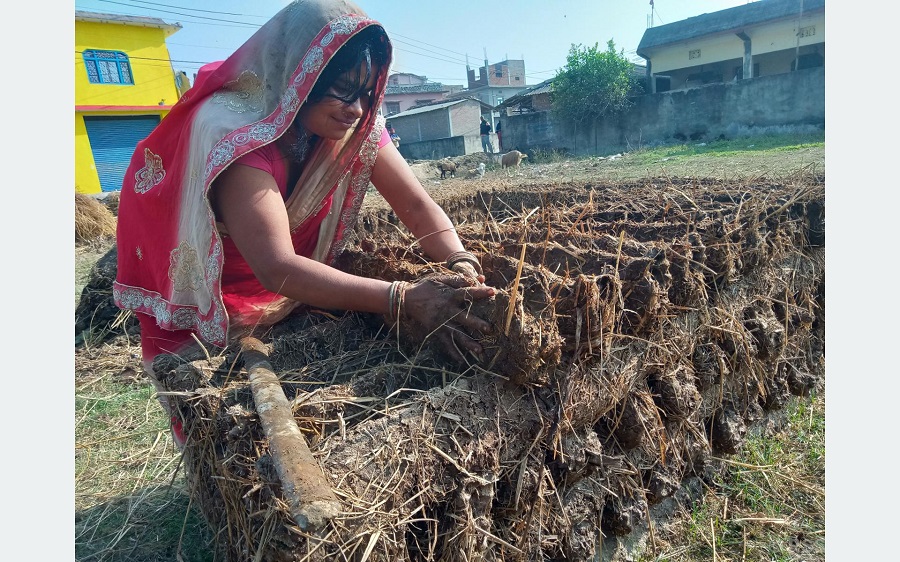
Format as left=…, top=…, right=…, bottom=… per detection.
left=240, top=337, right=341, bottom=531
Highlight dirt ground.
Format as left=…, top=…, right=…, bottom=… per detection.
left=398, top=145, right=824, bottom=210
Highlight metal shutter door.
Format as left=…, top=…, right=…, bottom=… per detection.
left=83, top=115, right=160, bottom=192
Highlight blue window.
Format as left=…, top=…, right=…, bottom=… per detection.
left=83, top=50, right=134, bottom=85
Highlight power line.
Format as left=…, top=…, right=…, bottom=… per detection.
left=124, top=0, right=475, bottom=62
left=166, top=40, right=239, bottom=52
left=75, top=49, right=212, bottom=66
left=74, top=47, right=467, bottom=81
left=84, top=0, right=485, bottom=66
left=92, top=0, right=260, bottom=27
left=389, top=32, right=470, bottom=59
left=76, top=3, right=261, bottom=29
left=77, top=2, right=548, bottom=83
left=391, top=38, right=469, bottom=67
left=122, top=0, right=269, bottom=18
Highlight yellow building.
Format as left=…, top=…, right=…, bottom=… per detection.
left=75, top=11, right=182, bottom=194
left=637, top=0, right=824, bottom=93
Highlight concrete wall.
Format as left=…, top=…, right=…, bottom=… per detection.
left=658, top=41, right=823, bottom=90
left=390, top=100, right=485, bottom=150
left=750, top=13, right=825, bottom=55
left=449, top=103, right=482, bottom=137
left=501, top=67, right=824, bottom=157
left=397, top=136, right=466, bottom=160
left=390, top=108, right=451, bottom=144
left=397, top=135, right=489, bottom=160
left=76, top=20, right=180, bottom=107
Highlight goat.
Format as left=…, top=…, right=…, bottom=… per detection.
left=465, top=162, right=486, bottom=179
left=437, top=159, right=456, bottom=179
left=500, top=150, right=528, bottom=174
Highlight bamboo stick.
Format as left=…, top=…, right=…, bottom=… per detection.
left=241, top=336, right=341, bottom=531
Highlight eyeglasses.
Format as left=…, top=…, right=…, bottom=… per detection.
left=324, top=74, right=376, bottom=106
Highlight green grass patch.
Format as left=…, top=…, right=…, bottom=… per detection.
left=641, top=392, right=825, bottom=562
left=76, top=367, right=218, bottom=561
left=629, top=132, right=825, bottom=166
left=75, top=485, right=218, bottom=562
left=528, top=146, right=572, bottom=164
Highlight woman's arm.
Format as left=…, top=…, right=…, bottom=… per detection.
left=211, top=163, right=395, bottom=315
left=369, top=141, right=466, bottom=262
left=213, top=153, right=495, bottom=362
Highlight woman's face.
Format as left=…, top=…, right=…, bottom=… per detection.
left=297, top=62, right=379, bottom=140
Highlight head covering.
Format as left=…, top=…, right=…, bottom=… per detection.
left=114, top=0, right=391, bottom=347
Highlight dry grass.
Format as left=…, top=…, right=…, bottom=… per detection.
left=76, top=193, right=117, bottom=243
left=104, top=192, right=120, bottom=216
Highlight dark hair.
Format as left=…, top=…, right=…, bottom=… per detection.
left=308, top=25, right=390, bottom=104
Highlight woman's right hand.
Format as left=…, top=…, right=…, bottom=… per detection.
left=450, top=261, right=485, bottom=285
left=395, top=274, right=496, bottom=363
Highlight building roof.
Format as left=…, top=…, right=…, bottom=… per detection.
left=637, top=0, right=824, bottom=55
left=385, top=83, right=448, bottom=95
left=389, top=72, right=427, bottom=80
left=461, top=84, right=528, bottom=93
left=493, top=78, right=554, bottom=110
left=75, top=10, right=182, bottom=35
left=388, top=97, right=490, bottom=118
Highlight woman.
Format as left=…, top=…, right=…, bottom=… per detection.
left=114, top=0, right=495, bottom=441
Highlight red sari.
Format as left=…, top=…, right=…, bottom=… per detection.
left=114, top=1, right=392, bottom=363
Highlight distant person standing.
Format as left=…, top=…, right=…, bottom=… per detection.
left=386, top=122, right=400, bottom=148
left=480, top=116, right=494, bottom=153
left=495, top=120, right=503, bottom=151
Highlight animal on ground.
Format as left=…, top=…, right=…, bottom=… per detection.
left=501, top=150, right=528, bottom=173
left=466, top=162, right=486, bottom=179
left=437, top=160, right=456, bottom=179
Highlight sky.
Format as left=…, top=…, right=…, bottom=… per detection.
left=72, top=0, right=757, bottom=86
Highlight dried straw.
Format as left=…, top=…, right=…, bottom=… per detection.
left=75, top=193, right=117, bottom=243
left=88, top=174, right=825, bottom=561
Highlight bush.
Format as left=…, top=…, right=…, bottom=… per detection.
left=551, top=40, right=642, bottom=125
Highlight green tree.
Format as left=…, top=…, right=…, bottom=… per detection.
left=551, top=40, right=642, bottom=125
